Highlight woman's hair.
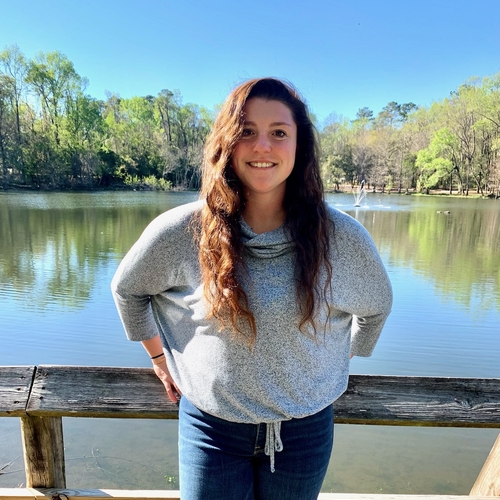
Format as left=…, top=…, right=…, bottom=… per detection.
left=198, top=77, right=333, bottom=344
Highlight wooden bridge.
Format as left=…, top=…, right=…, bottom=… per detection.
left=1, top=365, right=499, bottom=499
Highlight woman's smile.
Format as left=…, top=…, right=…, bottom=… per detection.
left=248, top=161, right=276, bottom=168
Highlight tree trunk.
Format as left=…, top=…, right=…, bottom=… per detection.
left=0, top=114, right=8, bottom=188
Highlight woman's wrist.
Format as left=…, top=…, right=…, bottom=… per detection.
left=151, top=352, right=166, bottom=365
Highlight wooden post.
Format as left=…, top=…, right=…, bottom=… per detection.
left=470, top=432, right=500, bottom=496
left=20, top=415, right=66, bottom=488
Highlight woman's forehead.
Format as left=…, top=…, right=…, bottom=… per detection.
left=242, top=98, right=295, bottom=126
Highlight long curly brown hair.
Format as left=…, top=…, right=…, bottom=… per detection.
left=198, top=78, right=333, bottom=344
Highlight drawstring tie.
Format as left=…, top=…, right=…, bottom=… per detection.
left=265, top=422, right=283, bottom=473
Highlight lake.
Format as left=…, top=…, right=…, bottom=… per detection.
left=0, top=190, right=499, bottom=493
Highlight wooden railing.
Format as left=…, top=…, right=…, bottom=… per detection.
left=1, top=365, right=499, bottom=500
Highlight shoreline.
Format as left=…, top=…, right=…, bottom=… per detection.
left=1, top=185, right=498, bottom=199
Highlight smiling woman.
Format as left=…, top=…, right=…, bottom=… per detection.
left=111, top=77, right=393, bottom=500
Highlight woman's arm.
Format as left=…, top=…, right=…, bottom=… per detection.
left=141, top=336, right=182, bottom=403
left=329, top=208, right=393, bottom=358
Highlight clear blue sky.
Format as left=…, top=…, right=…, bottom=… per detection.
left=2, top=0, right=500, bottom=125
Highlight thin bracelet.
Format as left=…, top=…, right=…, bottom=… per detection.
left=150, top=352, right=165, bottom=360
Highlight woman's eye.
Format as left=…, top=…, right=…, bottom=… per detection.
left=241, top=128, right=254, bottom=138
left=273, top=130, right=287, bottom=139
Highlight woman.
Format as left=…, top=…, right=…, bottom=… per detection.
left=111, top=78, right=392, bottom=499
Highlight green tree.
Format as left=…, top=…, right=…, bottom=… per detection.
left=25, top=51, right=87, bottom=187
left=26, top=51, right=84, bottom=146
left=157, top=91, right=212, bottom=189
left=416, top=128, right=458, bottom=193
left=320, top=119, right=354, bottom=189
left=0, top=75, right=13, bottom=186
left=0, top=44, right=28, bottom=177
left=63, top=93, right=107, bottom=187
left=355, top=107, right=374, bottom=122
left=103, top=94, right=165, bottom=183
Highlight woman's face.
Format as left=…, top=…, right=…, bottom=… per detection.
left=231, top=98, right=297, bottom=203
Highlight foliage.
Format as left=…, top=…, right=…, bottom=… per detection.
left=415, top=128, right=456, bottom=192
left=1, top=44, right=500, bottom=196
left=319, top=78, right=500, bottom=197
left=123, top=174, right=172, bottom=190
left=0, top=46, right=212, bottom=190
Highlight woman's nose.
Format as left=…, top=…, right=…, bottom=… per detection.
left=253, top=133, right=271, bottom=153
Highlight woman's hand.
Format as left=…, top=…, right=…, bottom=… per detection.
left=141, top=337, right=182, bottom=403
left=152, top=356, right=182, bottom=403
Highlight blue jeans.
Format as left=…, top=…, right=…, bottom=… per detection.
left=178, top=397, right=334, bottom=500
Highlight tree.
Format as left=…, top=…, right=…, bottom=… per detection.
left=63, top=93, right=107, bottom=186
left=0, top=45, right=28, bottom=166
left=416, top=128, right=458, bottom=193
left=25, top=51, right=87, bottom=187
left=351, top=118, right=374, bottom=187
left=375, top=101, right=418, bottom=128
left=354, top=107, right=374, bottom=122
left=157, top=91, right=212, bottom=189
left=320, top=119, right=354, bottom=189
left=0, top=75, right=13, bottom=186
left=26, top=51, right=84, bottom=146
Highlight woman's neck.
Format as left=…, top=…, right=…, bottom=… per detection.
left=242, top=196, right=286, bottom=234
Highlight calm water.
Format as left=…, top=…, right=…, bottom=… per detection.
left=0, top=191, right=499, bottom=493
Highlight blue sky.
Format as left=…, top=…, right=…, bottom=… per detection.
left=2, top=0, right=500, bottom=125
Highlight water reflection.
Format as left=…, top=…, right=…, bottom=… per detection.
left=1, top=191, right=497, bottom=314
left=331, top=195, right=500, bottom=314
left=0, top=192, right=198, bottom=310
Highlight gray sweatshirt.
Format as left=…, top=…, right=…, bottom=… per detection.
left=111, top=200, right=392, bottom=425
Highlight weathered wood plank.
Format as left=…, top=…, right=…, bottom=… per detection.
left=470, top=432, right=500, bottom=496
left=26, top=367, right=500, bottom=427
left=0, top=366, right=35, bottom=416
left=0, top=488, right=36, bottom=499
left=334, top=375, right=500, bottom=428
left=26, top=366, right=178, bottom=419
left=0, top=489, right=492, bottom=500
left=20, top=416, right=66, bottom=488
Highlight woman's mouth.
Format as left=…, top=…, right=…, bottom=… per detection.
left=248, top=162, right=275, bottom=168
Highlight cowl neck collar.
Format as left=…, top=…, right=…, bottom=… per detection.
left=240, top=218, right=294, bottom=258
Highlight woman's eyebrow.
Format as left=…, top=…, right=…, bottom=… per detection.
left=243, top=120, right=293, bottom=127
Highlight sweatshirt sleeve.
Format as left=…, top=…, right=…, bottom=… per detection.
left=110, top=202, right=199, bottom=342
left=330, top=208, right=393, bottom=357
